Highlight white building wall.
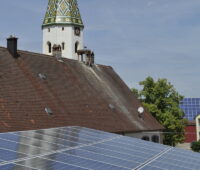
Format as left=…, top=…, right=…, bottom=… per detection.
left=125, top=131, right=163, bottom=144
left=196, top=115, right=200, bottom=141
left=43, top=25, right=83, bottom=60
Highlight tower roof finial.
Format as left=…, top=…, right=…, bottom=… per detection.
left=42, top=0, right=84, bottom=28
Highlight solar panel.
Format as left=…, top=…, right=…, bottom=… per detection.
left=180, top=98, right=200, bottom=121
left=0, top=126, right=199, bottom=170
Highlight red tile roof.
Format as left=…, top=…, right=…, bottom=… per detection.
left=0, top=47, right=163, bottom=133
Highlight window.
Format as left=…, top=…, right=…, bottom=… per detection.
left=152, top=135, right=159, bottom=143
left=48, top=28, right=50, bottom=32
left=62, top=42, right=65, bottom=50
left=142, top=136, right=150, bottom=141
left=38, top=73, right=47, bottom=80
left=62, top=27, right=64, bottom=31
left=75, top=42, right=79, bottom=53
left=47, top=42, right=51, bottom=53
left=45, top=107, right=53, bottom=116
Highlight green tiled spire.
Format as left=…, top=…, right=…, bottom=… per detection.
left=42, top=0, right=84, bottom=28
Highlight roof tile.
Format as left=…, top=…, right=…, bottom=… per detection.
left=0, top=47, right=163, bottom=133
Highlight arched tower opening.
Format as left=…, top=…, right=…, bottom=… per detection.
left=47, top=42, right=51, bottom=53
left=62, top=42, right=65, bottom=50
left=75, top=42, right=79, bottom=53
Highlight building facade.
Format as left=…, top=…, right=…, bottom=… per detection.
left=195, top=114, right=200, bottom=141
left=0, top=0, right=164, bottom=144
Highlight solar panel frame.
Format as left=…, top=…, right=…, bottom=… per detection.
left=62, top=149, right=140, bottom=169
left=140, top=165, right=165, bottom=170
left=80, top=145, right=148, bottom=163
left=16, top=157, right=90, bottom=170
left=42, top=152, right=130, bottom=170
left=0, top=163, right=39, bottom=170
left=147, top=161, right=190, bottom=170
left=180, top=98, right=200, bottom=120
left=0, top=126, right=200, bottom=170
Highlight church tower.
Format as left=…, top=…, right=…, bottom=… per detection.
left=42, top=0, right=84, bottom=60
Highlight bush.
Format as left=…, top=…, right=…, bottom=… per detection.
left=191, top=141, right=200, bottom=152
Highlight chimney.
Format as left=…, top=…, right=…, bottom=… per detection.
left=7, top=36, right=18, bottom=58
left=52, top=44, right=62, bottom=59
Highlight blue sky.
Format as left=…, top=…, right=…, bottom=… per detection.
left=1, top=0, right=200, bottom=97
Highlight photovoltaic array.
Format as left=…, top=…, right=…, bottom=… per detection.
left=0, top=126, right=199, bottom=170
left=180, top=98, right=200, bottom=121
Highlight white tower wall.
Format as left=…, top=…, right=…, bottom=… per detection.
left=43, top=25, right=83, bottom=60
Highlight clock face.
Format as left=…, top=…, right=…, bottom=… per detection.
left=75, top=27, right=80, bottom=36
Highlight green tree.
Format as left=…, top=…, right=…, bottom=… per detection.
left=133, top=76, right=187, bottom=146
left=131, top=88, right=139, bottom=98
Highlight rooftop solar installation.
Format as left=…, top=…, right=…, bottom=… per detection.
left=0, top=126, right=199, bottom=170
left=180, top=98, right=200, bottom=121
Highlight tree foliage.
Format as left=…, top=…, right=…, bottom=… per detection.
left=133, top=76, right=187, bottom=146
left=131, top=88, right=139, bottom=98
left=191, top=141, right=200, bottom=152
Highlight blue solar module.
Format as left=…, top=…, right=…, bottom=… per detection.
left=0, top=126, right=200, bottom=170
left=180, top=98, right=200, bottom=121
left=0, top=163, right=37, bottom=170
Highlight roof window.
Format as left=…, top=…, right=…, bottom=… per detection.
left=109, top=104, right=115, bottom=110
left=38, top=73, right=47, bottom=80
left=45, top=107, right=53, bottom=116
